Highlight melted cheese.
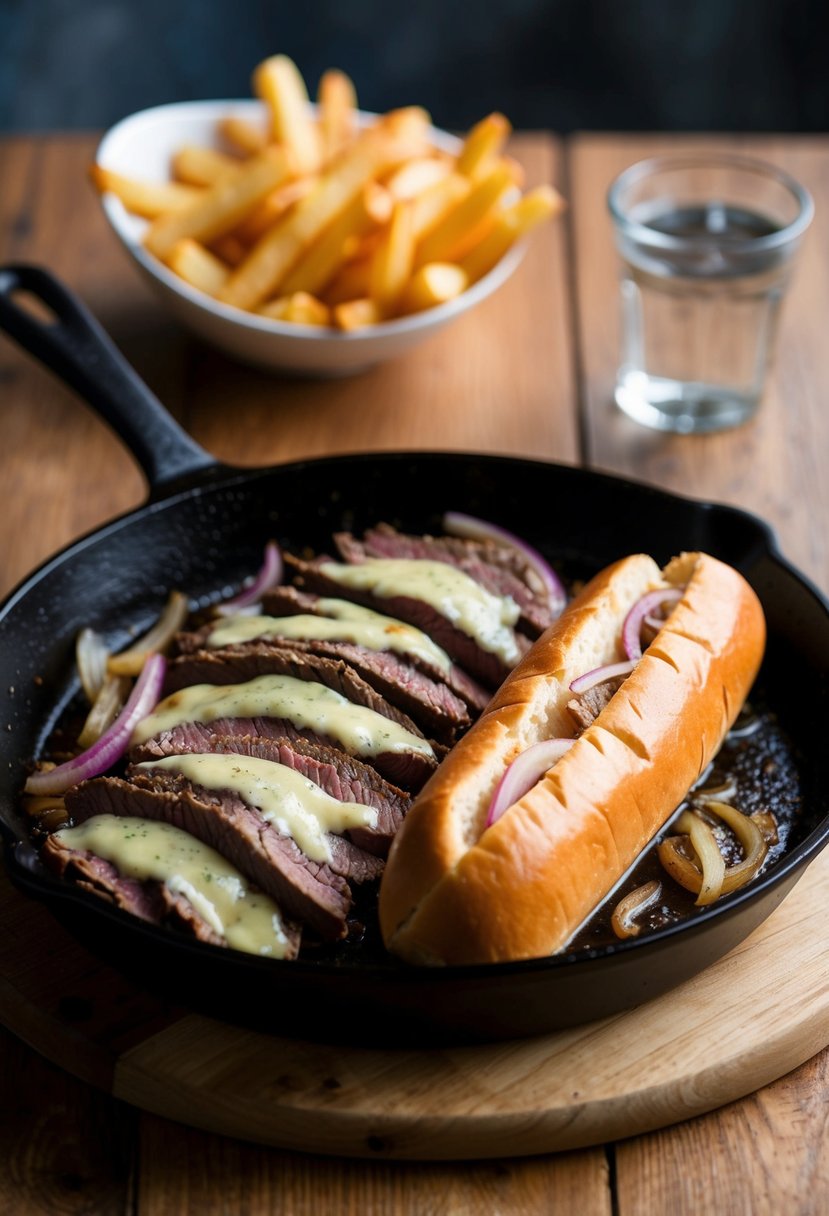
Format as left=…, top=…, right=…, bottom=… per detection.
left=318, top=559, right=521, bottom=664
left=131, top=673, right=434, bottom=759
left=208, top=598, right=452, bottom=674
left=136, top=753, right=376, bottom=863
left=56, top=814, right=292, bottom=957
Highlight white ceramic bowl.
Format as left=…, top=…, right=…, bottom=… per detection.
left=95, top=100, right=526, bottom=375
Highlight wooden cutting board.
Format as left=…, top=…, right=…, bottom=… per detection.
left=1, top=847, right=828, bottom=1161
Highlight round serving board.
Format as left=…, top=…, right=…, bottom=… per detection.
left=2, top=848, right=828, bottom=1161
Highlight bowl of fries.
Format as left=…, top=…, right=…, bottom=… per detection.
left=92, top=57, right=563, bottom=375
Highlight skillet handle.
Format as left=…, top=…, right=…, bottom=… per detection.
left=0, top=264, right=217, bottom=494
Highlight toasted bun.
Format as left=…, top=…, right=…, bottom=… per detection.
left=378, top=552, right=766, bottom=965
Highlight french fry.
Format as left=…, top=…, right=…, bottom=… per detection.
left=254, top=54, right=321, bottom=175
left=456, top=112, right=511, bottom=178
left=415, top=162, right=514, bottom=266
left=333, top=298, right=382, bottom=330
left=399, top=263, right=469, bottom=314
left=143, top=148, right=292, bottom=261
left=233, top=177, right=318, bottom=245
left=318, top=69, right=357, bottom=163
left=376, top=106, right=432, bottom=144
left=410, top=173, right=470, bottom=240
left=172, top=145, right=240, bottom=186
left=258, top=292, right=331, bottom=326
left=218, top=114, right=269, bottom=156
left=459, top=185, right=565, bottom=282
left=89, top=165, right=204, bottom=218
left=167, top=239, right=230, bottom=294
left=370, top=201, right=415, bottom=311
left=219, top=131, right=414, bottom=311
left=384, top=157, right=450, bottom=201
left=323, top=256, right=373, bottom=306
left=280, top=181, right=392, bottom=297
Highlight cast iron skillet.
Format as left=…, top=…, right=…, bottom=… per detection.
left=0, top=264, right=827, bottom=1046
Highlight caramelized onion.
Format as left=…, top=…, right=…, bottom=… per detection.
left=611, top=880, right=662, bottom=939
left=658, top=802, right=770, bottom=905
left=692, top=777, right=739, bottom=805
left=107, top=591, right=189, bottom=676
left=77, top=673, right=131, bottom=749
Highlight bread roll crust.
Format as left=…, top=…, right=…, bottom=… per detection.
left=379, top=552, right=765, bottom=965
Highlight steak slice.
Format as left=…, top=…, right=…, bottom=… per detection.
left=40, top=833, right=227, bottom=947
left=253, top=585, right=493, bottom=715
left=163, top=646, right=424, bottom=737
left=335, top=523, right=556, bottom=636
left=165, top=733, right=411, bottom=857
left=284, top=554, right=526, bottom=689
left=567, top=676, right=627, bottom=735
left=171, top=633, right=469, bottom=744
left=65, top=774, right=369, bottom=941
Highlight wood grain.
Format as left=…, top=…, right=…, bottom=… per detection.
left=568, top=133, right=829, bottom=589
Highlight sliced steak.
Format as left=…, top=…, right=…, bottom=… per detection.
left=567, top=676, right=627, bottom=735
left=40, top=833, right=227, bottom=947
left=335, top=523, right=555, bottom=636
left=131, top=716, right=437, bottom=791
left=285, top=554, right=526, bottom=689
left=163, top=646, right=424, bottom=737
left=65, top=774, right=371, bottom=940
left=161, top=733, right=410, bottom=857
left=244, top=585, right=493, bottom=715
left=171, top=635, right=469, bottom=743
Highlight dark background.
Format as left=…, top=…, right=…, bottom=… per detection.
left=1, top=0, right=828, bottom=133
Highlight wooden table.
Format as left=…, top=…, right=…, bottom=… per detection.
left=1, top=131, right=828, bottom=1213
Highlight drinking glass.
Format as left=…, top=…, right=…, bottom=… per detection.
left=607, top=154, right=813, bottom=434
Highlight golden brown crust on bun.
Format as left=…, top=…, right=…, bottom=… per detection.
left=378, top=552, right=765, bottom=965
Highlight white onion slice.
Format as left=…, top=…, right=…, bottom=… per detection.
left=622, top=587, right=684, bottom=661
left=442, top=511, right=566, bottom=617
left=486, top=737, right=574, bottom=827
left=215, top=541, right=283, bottom=616
left=76, top=628, right=109, bottom=703
left=25, top=654, right=166, bottom=796
left=569, top=659, right=636, bottom=695
left=107, top=590, right=189, bottom=676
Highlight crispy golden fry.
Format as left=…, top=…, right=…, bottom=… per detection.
left=318, top=69, right=357, bottom=162
left=233, top=177, right=318, bottom=245
left=143, top=149, right=292, bottom=261
left=399, top=262, right=469, bottom=313
left=459, top=185, right=564, bottom=282
left=384, top=157, right=451, bottom=201
left=167, top=239, right=230, bottom=294
left=172, top=145, right=241, bottom=186
left=375, top=106, right=432, bottom=144
left=258, top=291, right=331, bottom=326
left=218, top=114, right=268, bottom=156
left=280, top=181, right=392, bottom=296
left=370, top=200, right=415, bottom=311
left=456, top=112, right=511, bottom=178
left=254, top=54, right=321, bottom=175
left=500, top=155, right=526, bottom=189
left=323, top=256, right=373, bottom=306
left=218, top=131, right=416, bottom=311
left=89, top=165, right=204, bottom=218
left=333, top=297, right=382, bottom=330
left=410, top=172, right=470, bottom=240
left=415, top=162, right=514, bottom=266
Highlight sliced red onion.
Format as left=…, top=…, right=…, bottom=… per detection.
left=569, top=659, right=637, bottom=695
left=215, top=542, right=283, bottom=616
left=25, top=654, right=166, bottom=796
left=622, top=587, right=684, bottom=661
left=486, top=737, right=575, bottom=827
left=442, top=511, right=567, bottom=617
